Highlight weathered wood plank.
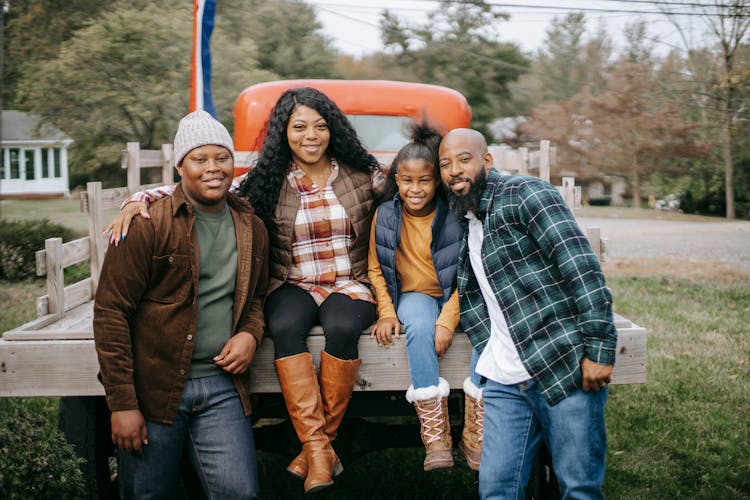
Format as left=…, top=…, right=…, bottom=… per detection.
left=161, top=144, right=174, bottom=185
left=610, top=326, right=647, bottom=384
left=5, top=314, right=62, bottom=334
left=587, top=227, right=602, bottom=262
left=87, top=182, right=106, bottom=292
left=126, top=142, right=140, bottom=195
left=0, top=324, right=646, bottom=397
left=45, top=238, right=64, bottom=319
left=3, top=330, right=93, bottom=341
left=138, top=149, right=164, bottom=168
left=13, top=302, right=94, bottom=339
left=519, top=147, right=529, bottom=175
left=35, top=236, right=91, bottom=276
left=35, top=278, right=93, bottom=317
left=539, top=140, right=550, bottom=182
left=0, top=340, right=103, bottom=397
left=559, top=176, right=577, bottom=210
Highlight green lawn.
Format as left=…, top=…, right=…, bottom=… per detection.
left=605, top=277, right=750, bottom=499
left=0, top=197, right=122, bottom=236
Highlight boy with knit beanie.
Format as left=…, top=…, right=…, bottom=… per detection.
left=94, top=110, right=269, bottom=499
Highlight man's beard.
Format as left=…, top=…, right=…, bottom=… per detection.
left=446, top=168, right=488, bottom=218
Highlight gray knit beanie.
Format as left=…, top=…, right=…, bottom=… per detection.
left=173, top=110, right=234, bottom=166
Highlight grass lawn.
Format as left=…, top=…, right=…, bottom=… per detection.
left=0, top=197, right=122, bottom=236
left=604, top=277, right=750, bottom=499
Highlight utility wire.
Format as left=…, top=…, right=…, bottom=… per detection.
left=359, top=0, right=750, bottom=16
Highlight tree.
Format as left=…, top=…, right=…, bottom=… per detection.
left=535, top=12, right=588, bottom=102
left=373, top=0, right=529, bottom=135
left=508, top=16, right=611, bottom=117
left=659, top=0, right=750, bottom=218
left=522, top=60, right=709, bottom=207
left=18, top=2, right=275, bottom=185
left=239, top=0, right=339, bottom=79
left=2, top=0, right=111, bottom=106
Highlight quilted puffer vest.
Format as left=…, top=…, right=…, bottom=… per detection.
left=374, top=194, right=464, bottom=306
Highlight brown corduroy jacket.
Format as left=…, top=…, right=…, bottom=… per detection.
left=93, top=184, right=269, bottom=424
left=268, top=162, right=375, bottom=293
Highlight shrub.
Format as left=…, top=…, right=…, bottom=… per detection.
left=0, top=219, right=77, bottom=280
left=0, top=399, right=86, bottom=499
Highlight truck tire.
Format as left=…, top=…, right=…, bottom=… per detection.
left=58, top=396, right=119, bottom=499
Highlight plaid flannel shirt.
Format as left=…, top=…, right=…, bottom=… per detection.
left=285, top=161, right=374, bottom=305
left=458, top=169, right=617, bottom=405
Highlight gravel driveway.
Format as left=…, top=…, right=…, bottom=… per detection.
left=576, top=217, right=750, bottom=281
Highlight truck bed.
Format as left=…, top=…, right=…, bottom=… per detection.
left=0, top=300, right=646, bottom=397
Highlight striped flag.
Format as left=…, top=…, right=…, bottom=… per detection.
left=190, top=0, right=217, bottom=117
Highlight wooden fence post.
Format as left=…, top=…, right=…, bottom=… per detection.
left=561, top=176, right=577, bottom=210
left=586, top=227, right=602, bottom=262
left=518, top=147, right=529, bottom=175
left=161, top=144, right=173, bottom=186
left=45, top=237, right=64, bottom=320
left=126, top=142, right=140, bottom=194
left=539, top=140, right=550, bottom=183
left=86, top=182, right=106, bottom=293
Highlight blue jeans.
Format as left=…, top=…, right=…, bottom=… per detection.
left=118, top=373, right=260, bottom=499
left=398, top=291, right=481, bottom=389
left=479, top=378, right=607, bottom=500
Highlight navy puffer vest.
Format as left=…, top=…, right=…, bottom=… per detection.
left=374, top=194, right=464, bottom=306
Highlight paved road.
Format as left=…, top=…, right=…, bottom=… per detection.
left=577, top=217, right=750, bottom=271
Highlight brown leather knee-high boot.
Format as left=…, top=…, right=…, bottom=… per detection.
left=286, top=351, right=360, bottom=480
left=274, top=352, right=336, bottom=493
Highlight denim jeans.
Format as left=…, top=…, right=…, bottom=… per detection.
left=397, top=291, right=482, bottom=389
left=118, top=373, right=260, bottom=499
left=479, top=378, right=607, bottom=500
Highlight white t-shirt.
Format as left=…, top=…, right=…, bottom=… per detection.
left=466, top=211, right=531, bottom=384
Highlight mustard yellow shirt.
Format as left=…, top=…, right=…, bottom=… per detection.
left=368, top=207, right=460, bottom=332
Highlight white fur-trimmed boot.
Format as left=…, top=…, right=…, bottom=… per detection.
left=406, top=378, right=454, bottom=471
left=458, top=377, right=483, bottom=471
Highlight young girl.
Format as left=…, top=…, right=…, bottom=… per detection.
left=368, top=123, right=484, bottom=472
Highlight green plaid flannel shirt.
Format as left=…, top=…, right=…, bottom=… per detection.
left=458, top=169, right=617, bottom=405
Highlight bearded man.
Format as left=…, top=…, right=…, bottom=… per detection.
left=439, top=128, right=616, bottom=500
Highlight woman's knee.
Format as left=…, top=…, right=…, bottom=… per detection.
left=321, top=325, right=361, bottom=359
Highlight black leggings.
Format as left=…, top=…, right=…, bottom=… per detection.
left=264, top=284, right=377, bottom=360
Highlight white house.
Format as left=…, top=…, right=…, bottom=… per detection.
left=1, top=110, right=73, bottom=198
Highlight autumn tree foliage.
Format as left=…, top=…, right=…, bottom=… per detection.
left=523, top=60, right=708, bottom=207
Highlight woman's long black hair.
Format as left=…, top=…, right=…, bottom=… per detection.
left=238, top=87, right=381, bottom=222
left=381, top=120, right=444, bottom=201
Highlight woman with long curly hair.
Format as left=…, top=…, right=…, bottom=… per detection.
left=106, top=87, right=383, bottom=494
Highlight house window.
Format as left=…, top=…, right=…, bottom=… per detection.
left=53, top=148, right=61, bottom=177
left=41, top=148, right=50, bottom=178
left=9, top=148, right=20, bottom=179
left=0, top=148, right=5, bottom=179
left=24, top=149, right=36, bottom=180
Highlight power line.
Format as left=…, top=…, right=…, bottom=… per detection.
left=595, top=0, right=736, bottom=8
left=381, top=0, right=749, bottom=17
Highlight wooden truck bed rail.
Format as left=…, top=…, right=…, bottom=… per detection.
left=0, top=304, right=646, bottom=397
